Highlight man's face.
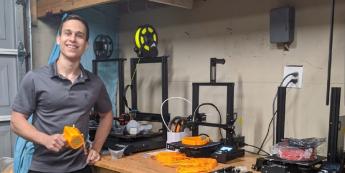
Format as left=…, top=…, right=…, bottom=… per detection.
left=57, top=19, right=88, bottom=61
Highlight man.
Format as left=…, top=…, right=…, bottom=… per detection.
left=10, top=14, right=113, bottom=173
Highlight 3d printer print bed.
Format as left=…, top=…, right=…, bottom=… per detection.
left=272, top=138, right=326, bottom=161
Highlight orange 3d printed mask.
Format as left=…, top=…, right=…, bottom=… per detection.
left=63, top=125, right=85, bottom=149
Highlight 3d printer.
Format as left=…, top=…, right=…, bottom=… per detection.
left=90, top=26, right=170, bottom=155
left=100, top=56, right=170, bottom=155
left=255, top=87, right=344, bottom=173
left=166, top=58, right=245, bottom=163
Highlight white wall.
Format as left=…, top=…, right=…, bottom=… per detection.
left=118, top=0, right=345, bottom=154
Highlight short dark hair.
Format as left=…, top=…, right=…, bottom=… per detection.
left=58, top=14, right=89, bottom=41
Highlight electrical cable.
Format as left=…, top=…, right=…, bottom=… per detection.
left=272, top=78, right=297, bottom=144
left=273, top=72, right=298, bottom=118
left=258, top=79, right=295, bottom=155
left=199, top=133, right=210, bottom=137
left=123, top=58, right=142, bottom=113
left=245, top=150, right=269, bottom=157
left=272, top=73, right=298, bottom=144
left=160, top=97, right=192, bottom=132
left=192, top=103, right=224, bottom=139
left=256, top=110, right=276, bottom=155
left=131, top=58, right=141, bottom=82
left=257, top=73, right=297, bottom=155
left=244, top=143, right=270, bottom=156
left=123, top=84, right=132, bottom=111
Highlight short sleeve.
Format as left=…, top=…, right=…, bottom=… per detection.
left=94, top=82, right=112, bottom=113
left=12, top=71, right=37, bottom=116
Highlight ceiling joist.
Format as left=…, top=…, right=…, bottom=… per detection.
left=148, top=0, right=193, bottom=9
left=37, top=0, right=119, bottom=18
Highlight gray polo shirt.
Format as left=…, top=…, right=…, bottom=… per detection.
left=12, top=62, right=112, bottom=172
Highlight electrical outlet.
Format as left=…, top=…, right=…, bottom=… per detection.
left=282, top=65, right=303, bottom=88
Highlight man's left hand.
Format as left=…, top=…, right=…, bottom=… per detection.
left=86, top=148, right=101, bottom=165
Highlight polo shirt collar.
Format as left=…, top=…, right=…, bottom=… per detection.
left=50, top=60, right=89, bottom=82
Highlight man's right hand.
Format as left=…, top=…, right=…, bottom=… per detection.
left=11, top=112, right=67, bottom=152
left=41, top=134, right=66, bottom=152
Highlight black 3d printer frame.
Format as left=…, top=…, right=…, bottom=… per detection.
left=96, top=57, right=170, bottom=155
left=258, top=86, right=330, bottom=173
left=192, top=82, right=236, bottom=145
left=166, top=58, right=245, bottom=162
left=130, top=56, right=170, bottom=138
left=92, top=58, right=126, bottom=115
left=189, top=82, right=245, bottom=162
left=90, top=58, right=125, bottom=141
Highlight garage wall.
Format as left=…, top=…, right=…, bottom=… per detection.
left=31, top=0, right=345, bottom=155
left=32, top=19, right=57, bottom=69
left=117, top=0, right=345, bottom=154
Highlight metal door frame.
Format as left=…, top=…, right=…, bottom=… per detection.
left=0, top=1, right=30, bottom=122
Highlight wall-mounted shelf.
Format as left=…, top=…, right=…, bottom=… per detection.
left=36, top=0, right=193, bottom=19
left=37, top=0, right=119, bottom=18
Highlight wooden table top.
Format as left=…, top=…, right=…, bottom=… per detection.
left=95, top=150, right=260, bottom=173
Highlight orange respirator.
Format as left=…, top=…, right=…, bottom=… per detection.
left=63, top=125, right=85, bottom=149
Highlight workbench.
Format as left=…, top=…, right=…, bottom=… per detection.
left=94, top=151, right=260, bottom=173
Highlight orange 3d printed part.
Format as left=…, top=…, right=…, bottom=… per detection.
left=63, top=125, right=84, bottom=149
left=154, top=151, right=217, bottom=173
left=181, top=136, right=210, bottom=146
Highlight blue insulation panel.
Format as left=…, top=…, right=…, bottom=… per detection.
left=76, top=7, right=119, bottom=114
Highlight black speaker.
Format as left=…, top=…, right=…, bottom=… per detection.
left=270, top=6, right=295, bottom=43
